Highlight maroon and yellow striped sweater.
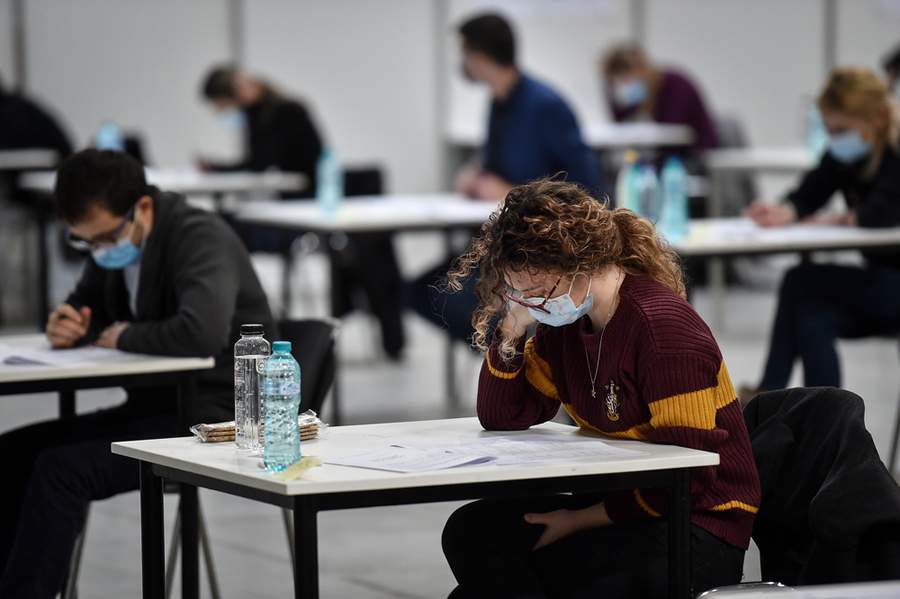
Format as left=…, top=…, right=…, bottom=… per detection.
left=478, top=274, right=761, bottom=549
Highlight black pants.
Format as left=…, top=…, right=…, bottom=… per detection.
left=759, top=263, right=900, bottom=390
left=442, top=496, right=745, bottom=599
left=408, top=258, right=479, bottom=345
left=0, top=394, right=178, bottom=599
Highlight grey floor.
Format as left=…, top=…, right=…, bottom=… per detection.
left=2, top=236, right=900, bottom=598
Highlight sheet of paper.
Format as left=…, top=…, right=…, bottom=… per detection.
left=325, top=447, right=495, bottom=473
left=0, top=342, right=124, bottom=367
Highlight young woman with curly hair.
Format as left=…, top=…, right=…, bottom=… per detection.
left=440, top=179, right=760, bottom=599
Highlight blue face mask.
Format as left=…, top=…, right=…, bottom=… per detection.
left=614, top=79, right=648, bottom=108
left=828, top=130, right=870, bottom=164
left=525, top=275, right=594, bottom=328
left=218, top=108, right=246, bottom=130
left=92, top=234, right=142, bottom=270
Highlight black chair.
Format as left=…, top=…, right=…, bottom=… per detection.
left=701, top=387, right=900, bottom=597
left=64, top=483, right=221, bottom=599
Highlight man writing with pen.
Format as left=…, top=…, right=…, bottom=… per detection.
left=0, top=149, right=274, bottom=598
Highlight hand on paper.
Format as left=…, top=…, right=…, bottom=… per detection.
left=744, top=201, right=797, bottom=228
left=95, top=321, right=130, bottom=349
left=46, top=304, right=92, bottom=348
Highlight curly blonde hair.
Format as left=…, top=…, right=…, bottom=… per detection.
left=448, top=179, right=685, bottom=361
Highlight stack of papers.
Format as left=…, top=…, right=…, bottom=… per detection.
left=325, top=432, right=643, bottom=473
left=0, top=342, right=122, bottom=367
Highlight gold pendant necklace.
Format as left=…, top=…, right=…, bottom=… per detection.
left=583, top=269, right=623, bottom=400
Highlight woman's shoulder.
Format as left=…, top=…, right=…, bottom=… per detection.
left=618, top=275, right=720, bottom=357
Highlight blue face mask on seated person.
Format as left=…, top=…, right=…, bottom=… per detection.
left=613, top=79, right=648, bottom=109
left=92, top=235, right=142, bottom=270
left=525, top=275, right=594, bottom=328
left=828, top=130, right=870, bottom=164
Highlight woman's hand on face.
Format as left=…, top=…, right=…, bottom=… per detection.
left=744, top=201, right=797, bottom=228
left=500, top=300, right=535, bottom=341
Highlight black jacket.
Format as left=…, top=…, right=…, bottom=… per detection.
left=744, top=387, right=900, bottom=585
left=786, top=145, right=900, bottom=269
left=215, top=91, right=323, bottom=197
left=67, top=190, right=275, bottom=423
left=0, top=90, right=73, bottom=158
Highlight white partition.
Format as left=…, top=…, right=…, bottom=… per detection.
left=242, top=0, right=441, bottom=194
left=0, top=0, right=14, bottom=86
left=836, top=0, right=900, bottom=72
left=24, top=0, right=237, bottom=166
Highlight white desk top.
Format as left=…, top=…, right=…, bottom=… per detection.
left=112, top=418, right=719, bottom=497
left=0, top=148, right=58, bottom=170
left=703, top=581, right=900, bottom=598
left=705, top=147, right=814, bottom=173
left=672, top=218, right=900, bottom=257
left=18, top=168, right=306, bottom=196
left=0, top=334, right=214, bottom=386
left=236, top=193, right=497, bottom=233
left=447, top=121, right=694, bottom=149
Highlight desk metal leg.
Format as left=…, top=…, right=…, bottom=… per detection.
left=443, top=230, right=459, bottom=410
left=282, top=249, right=295, bottom=319
left=140, top=462, right=165, bottom=599
left=293, top=497, right=319, bottom=599
left=59, top=390, right=76, bottom=419
left=37, top=214, right=50, bottom=330
left=180, top=485, right=200, bottom=599
left=668, top=470, right=692, bottom=599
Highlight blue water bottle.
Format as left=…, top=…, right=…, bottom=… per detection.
left=316, top=148, right=343, bottom=220
left=263, top=341, right=302, bottom=472
left=660, top=156, right=689, bottom=242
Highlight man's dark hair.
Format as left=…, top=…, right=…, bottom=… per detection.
left=55, top=149, right=148, bottom=223
left=458, top=13, right=516, bottom=67
left=201, top=64, right=238, bottom=100
left=883, top=42, right=900, bottom=75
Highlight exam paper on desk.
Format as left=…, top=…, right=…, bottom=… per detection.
left=0, top=342, right=123, bottom=367
left=325, top=432, right=644, bottom=473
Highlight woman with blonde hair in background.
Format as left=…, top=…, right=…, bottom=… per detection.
left=746, top=67, right=900, bottom=395
left=440, top=179, right=760, bottom=598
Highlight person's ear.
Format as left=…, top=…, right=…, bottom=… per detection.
left=134, top=195, right=153, bottom=227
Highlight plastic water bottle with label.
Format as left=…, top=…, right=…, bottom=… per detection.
left=234, top=324, right=270, bottom=451
left=659, top=156, right=689, bottom=242
left=263, top=341, right=302, bottom=472
left=316, top=148, right=343, bottom=220
left=637, top=163, right=662, bottom=223
left=615, top=150, right=641, bottom=213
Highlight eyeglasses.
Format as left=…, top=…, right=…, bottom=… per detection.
left=503, top=276, right=562, bottom=315
left=65, top=207, right=135, bottom=253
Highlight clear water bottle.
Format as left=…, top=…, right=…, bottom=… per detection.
left=636, top=163, right=662, bottom=223
left=263, top=341, right=302, bottom=472
left=316, top=148, right=343, bottom=220
left=615, top=150, right=640, bottom=212
left=660, top=156, right=689, bottom=242
left=234, top=324, right=270, bottom=451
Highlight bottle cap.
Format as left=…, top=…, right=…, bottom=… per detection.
left=272, top=341, right=292, bottom=353
left=240, top=324, right=265, bottom=336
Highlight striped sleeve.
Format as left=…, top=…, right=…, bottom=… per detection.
left=476, top=328, right=561, bottom=430
left=604, top=350, right=746, bottom=523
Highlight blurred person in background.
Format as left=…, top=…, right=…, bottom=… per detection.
left=743, top=67, right=900, bottom=399
left=0, top=74, right=73, bottom=159
left=884, top=41, right=900, bottom=95
left=200, top=64, right=323, bottom=193
left=411, top=12, right=601, bottom=345
left=601, top=44, right=719, bottom=157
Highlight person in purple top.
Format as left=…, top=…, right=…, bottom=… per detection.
left=601, top=44, right=719, bottom=156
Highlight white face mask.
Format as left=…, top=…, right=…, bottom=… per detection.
left=523, top=274, right=593, bottom=327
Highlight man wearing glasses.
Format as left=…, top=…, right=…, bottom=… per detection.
left=0, top=149, right=274, bottom=598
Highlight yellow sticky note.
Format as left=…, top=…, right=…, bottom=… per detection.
left=272, top=456, right=323, bottom=481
